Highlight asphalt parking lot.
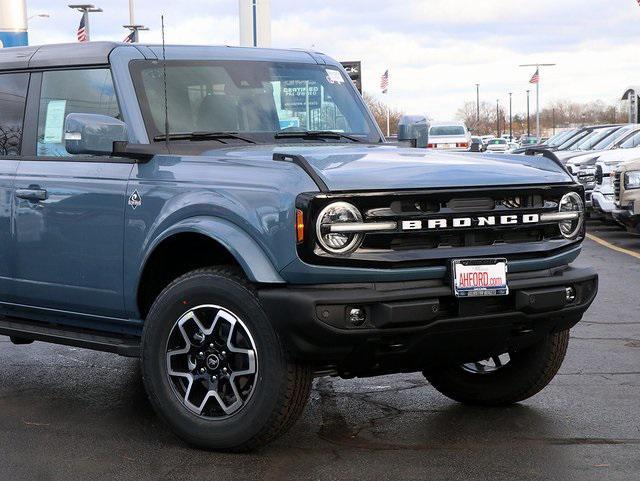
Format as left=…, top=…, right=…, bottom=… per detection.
left=1, top=220, right=638, bottom=481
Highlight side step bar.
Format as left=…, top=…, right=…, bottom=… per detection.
left=0, top=317, right=140, bottom=357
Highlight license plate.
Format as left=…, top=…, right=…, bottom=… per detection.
left=437, top=143, right=455, bottom=149
left=452, top=258, right=508, bottom=297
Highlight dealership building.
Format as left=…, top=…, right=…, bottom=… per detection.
left=622, top=86, right=640, bottom=124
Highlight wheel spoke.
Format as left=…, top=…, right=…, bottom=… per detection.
left=165, top=304, right=258, bottom=419
left=463, top=352, right=511, bottom=375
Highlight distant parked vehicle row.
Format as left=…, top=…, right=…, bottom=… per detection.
left=508, top=123, right=640, bottom=229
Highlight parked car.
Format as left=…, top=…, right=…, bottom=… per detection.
left=486, top=137, right=510, bottom=152
left=613, top=159, right=640, bottom=233
left=469, top=136, right=485, bottom=152
left=511, top=128, right=578, bottom=153
left=591, top=161, right=620, bottom=222
left=427, top=121, right=472, bottom=150
left=567, top=130, right=640, bottom=209
left=555, top=125, right=625, bottom=163
left=519, top=135, right=540, bottom=147
left=0, top=42, right=597, bottom=451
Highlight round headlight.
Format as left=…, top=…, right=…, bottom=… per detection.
left=315, top=202, right=363, bottom=254
left=558, top=192, right=584, bottom=239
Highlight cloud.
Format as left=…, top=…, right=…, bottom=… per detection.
left=20, top=0, right=640, bottom=119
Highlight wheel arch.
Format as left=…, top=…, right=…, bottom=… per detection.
left=135, top=216, right=284, bottom=319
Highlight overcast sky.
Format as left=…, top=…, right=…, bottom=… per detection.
left=24, top=0, right=640, bottom=120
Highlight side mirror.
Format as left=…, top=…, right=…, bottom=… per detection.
left=397, top=115, right=430, bottom=148
left=64, top=113, right=128, bottom=156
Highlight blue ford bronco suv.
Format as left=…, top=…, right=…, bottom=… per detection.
left=0, top=42, right=597, bottom=451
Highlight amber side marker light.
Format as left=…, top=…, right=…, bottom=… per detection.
left=296, top=209, right=305, bottom=243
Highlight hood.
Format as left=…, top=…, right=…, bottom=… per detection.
left=555, top=149, right=602, bottom=162
left=588, top=147, right=640, bottom=165
left=204, top=144, right=572, bottom=192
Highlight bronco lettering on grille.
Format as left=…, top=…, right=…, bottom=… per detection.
left=401, top=213, right=540, bottom=231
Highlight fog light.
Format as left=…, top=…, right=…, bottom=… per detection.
left=565, top=287, right=576, bottom=303
left=348, top=307, right=366, bottom=326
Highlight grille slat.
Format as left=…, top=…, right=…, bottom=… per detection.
left=614, top=171, right=621, bottom=204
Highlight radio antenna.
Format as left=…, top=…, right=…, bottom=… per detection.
left=161, top=14, right=169, bottom=149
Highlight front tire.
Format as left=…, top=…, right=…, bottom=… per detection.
left=424, top=330, right=569, bottom=406
left=141, top=267, right=312, bottom=451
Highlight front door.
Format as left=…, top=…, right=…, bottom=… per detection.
left=13, top=68, right=133, bottom=318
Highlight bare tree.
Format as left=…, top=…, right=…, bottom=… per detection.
left=456, top=100, right=507, bottom=136
left=362, top=92, right=404, bottom=136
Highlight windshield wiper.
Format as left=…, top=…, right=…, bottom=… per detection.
left=153, top=131, right=256, bottom=144
left=274, top=130, right=362, bottom=142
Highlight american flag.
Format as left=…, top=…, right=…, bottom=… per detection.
left=380, top=70, right=389, bottom=94
left=529, top=68, right=540, bottom=84
left=77, top=14, right=87, bottom=42
left=123, top=31, right=135, bottom=43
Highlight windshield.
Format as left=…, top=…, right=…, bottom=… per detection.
left=557, top=130, right=591, bottom=150
left=619, top=131, right=640, bottom=149
left=594, top=127, right=633, bottom=150
left=130, top=60, right=379, bottom=143
left=548, top=129, right=577, bottom=147
left=489, top=139, right=506, bottom=144
left=430, top=125, right=466, bottom=136
left=572, top=127, right=617, bottom=151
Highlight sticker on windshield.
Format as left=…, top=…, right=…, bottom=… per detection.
left=326, top=69, right=345, bottom=84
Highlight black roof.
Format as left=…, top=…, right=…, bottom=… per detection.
left=0, top=42, right=326, bottom=71
left=0, top=42, right=121, bottom=70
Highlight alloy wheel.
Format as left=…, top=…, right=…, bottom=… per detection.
left=461, top=353, right=511, bottom=374
left=165, top=304, right=258, bottom=419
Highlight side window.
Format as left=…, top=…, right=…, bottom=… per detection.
left=37, top=69, right=120, bottom=157
left=0, top=73, right=29, bottom=156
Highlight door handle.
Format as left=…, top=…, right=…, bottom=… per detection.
left=16, top=188, right=48, bottom=202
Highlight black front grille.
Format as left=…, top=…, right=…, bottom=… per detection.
left=298, top=184, right=582, bottom=268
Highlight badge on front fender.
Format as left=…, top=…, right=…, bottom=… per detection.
left=128, top=190, right=142, bottom=210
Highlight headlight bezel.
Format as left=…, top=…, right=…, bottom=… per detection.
left=315, top=201, right=364, bottom=255
left=557, top=191, right=585, bottom=239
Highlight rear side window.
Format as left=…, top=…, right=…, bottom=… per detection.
left=0, top=73, right=29, bottom=156
left=36, top=69, right=120, bottom=156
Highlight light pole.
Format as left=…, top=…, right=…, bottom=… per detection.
left=475, top=83, right=480, bottom=127
left=519, top=63, right=556, bottom=139
left=496, top=99, right=500, bottom=137
left=526, top=89, right=531, bottom=136
left=68, top=4, right=103, bottom=41
left=508, top=92, right=513, bottom=141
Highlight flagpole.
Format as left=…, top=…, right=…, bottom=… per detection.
left=68, top=4, right=103, bottom=42
left=83, top=11, right=89, bottom=40
left=536, top=79, right=540, bottom=139
left=519, top=63, right=556, bottom=139
left=386, top=103, right=390, bottom=137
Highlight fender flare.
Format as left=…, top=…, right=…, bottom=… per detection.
left=140, top=216, right=285, bottom=284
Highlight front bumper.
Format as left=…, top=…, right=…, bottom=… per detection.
left=612, top=207, right=640, bottom=234
left=259, top=265, right=598, bottom=377
left=591, top=191, right=615, bottom=214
